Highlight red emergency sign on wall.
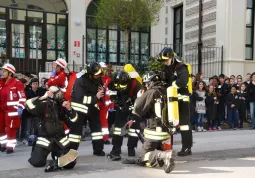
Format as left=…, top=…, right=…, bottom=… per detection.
left=74, top=41, right=80, bottom=47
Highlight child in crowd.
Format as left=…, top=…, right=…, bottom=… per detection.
left=228, top=78, right=235, bottom=94
left=25, top=78, right=40, bottom=146
left=190, top=88, right=203, bottom=132
left=226, top=86, right=239, bottom=129
left=206, top=85, right=219, bottom=131
left=238, top=83, right=247, bottom=128
left=225, top=78, right=230, bottom=85
left=196, top=81, right=207, bottom=132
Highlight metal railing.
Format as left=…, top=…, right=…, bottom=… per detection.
left=83, top=37, right=223, bottom=77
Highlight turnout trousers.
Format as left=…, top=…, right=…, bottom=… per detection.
left=29, top=143, right=76, bottom=169
left=179, top=100, right=193, bottom=149
left=111, top=107, right=140, bottom=155
left=68, top=105, right=104, bottom=152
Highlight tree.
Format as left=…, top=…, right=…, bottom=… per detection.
left=95, top=0, right=163, bottom=63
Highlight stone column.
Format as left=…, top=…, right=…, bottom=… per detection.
left=66, top=0, right=86, bottom=67
left=216, top=0, right=247, bottom=76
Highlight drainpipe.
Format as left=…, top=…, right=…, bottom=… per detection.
left=198, top=0, right=203, bottom=73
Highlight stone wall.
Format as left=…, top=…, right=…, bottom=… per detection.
left=184, top=0, right=217, bottom=46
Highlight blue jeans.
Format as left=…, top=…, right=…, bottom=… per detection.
left=227, top=108, right=239, bottom=128
left=197, top=113, right=205, bottom=127
left=250, top=102, right=255, bottom=128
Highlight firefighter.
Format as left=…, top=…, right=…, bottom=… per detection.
left=123, top=71, right=175, bottom=173
left=25, top=86, right=78, bottom=172
left=107, top=71, right=142, bottom=161
left=48, top=58, right=68, bottom=91
left=158, top=47, right=193, bottom=156
left=70, top=62, right=105, bottom=156
left=0, top=63, right=26, bottom=154
left=98, top=62, right=111, bottom=145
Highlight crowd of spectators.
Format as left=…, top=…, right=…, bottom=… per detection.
left=190, top=72, right=255, bottom=132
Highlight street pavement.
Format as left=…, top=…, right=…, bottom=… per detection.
left=1, top=129, right=255, bottom=178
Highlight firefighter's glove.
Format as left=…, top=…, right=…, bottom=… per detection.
left=51, top=70, right=56, bottom=77
left=17, top=108, right=23, bottom=116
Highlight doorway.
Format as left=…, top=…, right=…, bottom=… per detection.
left=10, top=23, right=44, bottom=74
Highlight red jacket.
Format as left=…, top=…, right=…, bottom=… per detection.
left=99, top=75, right=114, bottom=109
left=0, top=78, right=26, bottom=116
left=48, top=70, right=67, bottom=89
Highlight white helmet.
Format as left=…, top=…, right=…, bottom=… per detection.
left=1, top=63, right=16, bottom=74
left=55, top=58, right=67, bottom=69
left=99, top=62, right=107, bottom=68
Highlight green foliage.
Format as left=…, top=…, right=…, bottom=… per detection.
left=95, top=0, right=163, bottom=31
left=147, top=56, right=164, bottom=73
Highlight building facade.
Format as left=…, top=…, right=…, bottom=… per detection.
left=0, top=0, right=150, bottom=73
left=0, top=0, right=254, bottom=76
left=151, top=0, right=255, bottom=77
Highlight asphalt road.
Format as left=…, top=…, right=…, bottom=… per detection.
left=0, top=129, right=255, bottom=178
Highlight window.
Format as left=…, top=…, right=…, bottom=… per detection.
left=173, top=5, right=183, bottom=56
left=165, top=17, right=168, bottom=24
left=165, top=27, right=168, bottom=35
left=165, top=38, right=168, bottom=44
left=46, top=13, right=68, bottom=61
left=166, top=6, right=168, bottom=14
left=245, top=0, right=254, bottom=60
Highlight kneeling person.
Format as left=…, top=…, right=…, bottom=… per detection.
left=25, top=86, right=78, bottom=172
left=125, top=71, right=175, bottom=174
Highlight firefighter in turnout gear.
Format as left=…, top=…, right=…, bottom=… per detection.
left=70, top=62, right=105, bottom=156
left=158, top=47, right=193, bottom=156
left=0, top=63, right=26, bottom=154
left=123, top=71, right=175, bottom=173
left=25, top=86, right=78, bottom=172
left=107, top=71, right=142, bottom=161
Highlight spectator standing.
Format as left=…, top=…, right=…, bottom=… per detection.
left=25, top=78, right=39, bottom=146
left=190, top=88, right=203, bottom=132
left=38, top=77, right=47, bottom=97
left=194, top=72, right=206, bottom=89
left=225, top=78, right=230, bottom=85
left=206, top=85, right=219, bottom=131
left=244, top=73, right=251, bottom=86
left=246, top=72, right=255, bottom=129
left=195, top=81, right=207, bottom=132
left=226, top=86, right=239, bottom=129
left=234, top=78, right=243, bottom=91
left=218, top=74, right=228, bottom=127
left=230, top=75, right=236, bottom=83
left=23, top=73, right=32, bottom=92
left=227, top=78, right=235, bottom=94
left=238, top=83, right=247, bottom=129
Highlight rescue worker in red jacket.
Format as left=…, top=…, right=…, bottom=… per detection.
left=48, top=58, right=69, bottom=134
left=48, top=58, right=68, bottom=91
left=0, top=63, right=26, bottom=154
left=98, top=62, right=111, bottom=144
